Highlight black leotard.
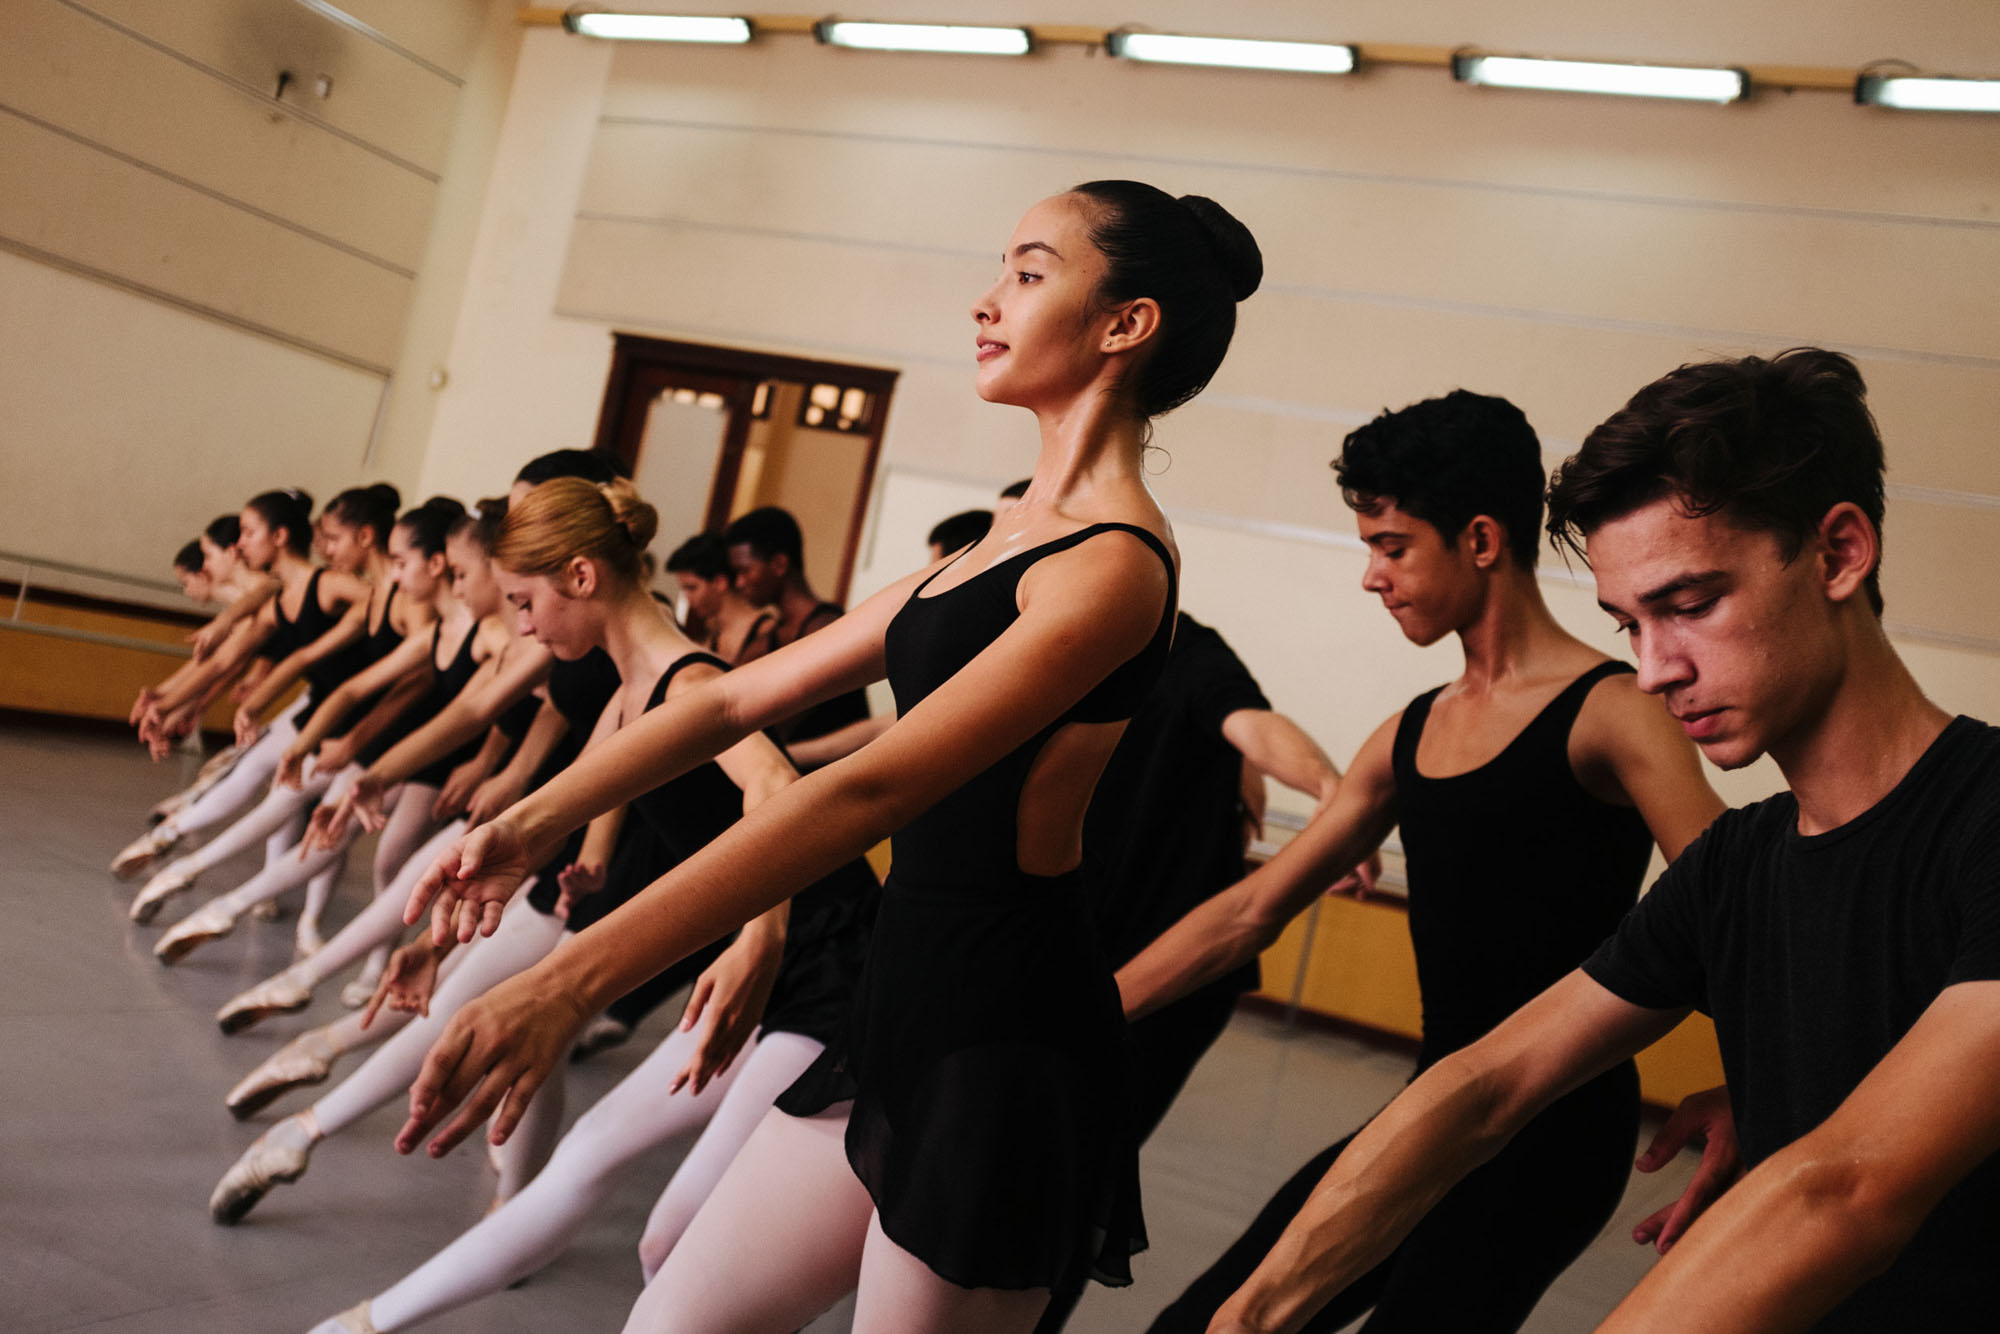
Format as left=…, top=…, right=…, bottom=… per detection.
left=761, top=602, right=872, bottom=748
left=405, top=622, right=487, bottom=788
left=619, top=652, right=881, bottom=1043
left=264, top=569, right=345, bottom=726
left=777, top=521, right=1177, bottom=1292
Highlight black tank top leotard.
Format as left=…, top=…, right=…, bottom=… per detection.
left=267, top=569, right=346, bottom=726
left=777, top=521, right=1177, bottom=1292
left=1393, top=660, right=1654, bottom=1063
left=401, top=621, right=490, bottom=787
left=614, top=653, right=881, bottom=1041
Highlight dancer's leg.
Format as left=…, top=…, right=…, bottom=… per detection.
left=852, top=1212, right=1050, bottom=1334
left=365, top=1024, right=740, bottom=1330
left=623, top=1106, right=872, bottom=1334
left=310, top=903, right=566, bottom=1138
left=160, top=706, right=296, bottom=840
left=491, top=1040, right=565, bottom=1204
left=324, top=782, right=438, bottom=975
left=302, top=823, right=466, bottom=985
left=637, top=1030, right=825, bottom=1280
left=160, top=762, right=332, bottom=882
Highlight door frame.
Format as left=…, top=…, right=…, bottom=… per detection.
left=590, top=333, right=901, bottom=602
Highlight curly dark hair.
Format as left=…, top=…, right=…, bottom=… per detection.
left=1546, top=348, right=1884, bottom=614
left=1334, top=390, right=1545, bottom=569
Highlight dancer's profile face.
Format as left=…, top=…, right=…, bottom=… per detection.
left=728, top=544, right=784, bottom=606
left=447, top=531, right=502, bottom=619
left=495, top=565, right=593, bottom=660
left=677, top=571, right=725, bottom=622
left=1589, top=496, right=1846, bottom=772
left=236, top=508, right=279, bottom=572
left=176, top=567, right=214, bottom=602
left=1356, top=501, right=1482, bottom=648
left=970, top=194, right=1112, bottom=409
left=387, top=524, right=441, bottom=601
left=319, top=516, right=370, bottom=575
left=201, top=535, right=238, bottom=583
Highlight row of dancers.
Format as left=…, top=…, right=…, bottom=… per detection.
left=107, top=179, right=1997, bottom=1333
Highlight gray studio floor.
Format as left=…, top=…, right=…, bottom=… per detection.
left=0, top=719, right=1696, bottom=1333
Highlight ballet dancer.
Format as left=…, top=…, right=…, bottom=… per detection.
left=1189, top=349, right=2000, bottom=1334
left=301, top=477, right=879, bottom=1334
left=664, top=531, right=775, bottom=665
left=1121, top=390, right=1728, bottom=1333
left=151, top=498, right=500, bottom=964
left=114, top=488, right=367, bottom=889
left=206, top=479, right=774, bottom=1225
left=394, top=180, right=1262, bottom=1334
left=722, top=506, right=872, bottom=749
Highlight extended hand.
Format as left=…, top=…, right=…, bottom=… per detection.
left=405, top=818, right=536, bottom=946
left=553, top=859, right=606, bottom=920
left=1632, top=1083, right=1741, bottom=1254
left=672, top=930, right=782, bottom=1096
left=362, top=941, right=443, bottom=1027
left=396, top=964, right=587, bottom=1158
left=432, top=760, right=484, bottom=822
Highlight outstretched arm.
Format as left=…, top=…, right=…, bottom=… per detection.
left=399, top=532, right=1173, bottom=1155
left=1221, top=708, right=1342, bottom=810
left=1599, top=980, right=2000, bottom=1333
left=1117, top=712, right=1400, bottom=1021
left=1214, top=973, right=1686, bottom=1334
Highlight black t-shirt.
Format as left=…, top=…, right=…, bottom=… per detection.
left=1585, top=715, right=2000, bottom=1331
left=1084, top=613, right=1270, bottom=978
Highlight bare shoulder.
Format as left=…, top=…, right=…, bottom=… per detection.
left=662, top=653, right=726, bottom=701
left=1574, top=668, right=1679, bottom=756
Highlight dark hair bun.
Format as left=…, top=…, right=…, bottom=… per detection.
left=1178, top=195, right=1262, bottom=302
left=287, top=487, right=315, bottom=512
left=368, top=482, right=402, bottom=511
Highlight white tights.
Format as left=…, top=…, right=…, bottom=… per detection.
left=197, top=775, right=437, bottom=931
left=365, top=1028, right=823, bottom=1330
left=159, top=698, right=303, bottom=839
left=624, top=1107, right=1051, bottom=1334
left=288, top=820, right=467, bottom=990
left=158, top=757, right=339, bottom=935
left=308, top=899, right=569, bottom=1200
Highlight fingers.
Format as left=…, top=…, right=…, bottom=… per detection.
left=487, top=1060, right=553, bottom=1147
left=1633, top=1202, right=1672, bottom=1247
left=398, top=1021, right=477, bottom=1154
left=478, top=899, right=505, bottom=940
left=681, top=977, right=715, bottom=1032
left=407, top=857, right=454, bottom=928
left=361, top=978, right=390, bottom=1029
left=1635, top=1103, right=1699, bottom=1172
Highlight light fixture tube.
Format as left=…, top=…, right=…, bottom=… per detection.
left=1453, top=54, right=1745, bottom=103
left=1855, top=74, right=2000, bottom=113
left=1106, top=32, right=1355, bottom=75
left=561, top=12, right=752, bottom=44
left=814, top=21, right=1031, bottom=56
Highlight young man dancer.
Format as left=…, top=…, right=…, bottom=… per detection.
left=1121, top=389, right=1729, bottom=1332
left=1182, top=348, right=2000, bottom=1334
left=723, top=504, right=871, bottom=748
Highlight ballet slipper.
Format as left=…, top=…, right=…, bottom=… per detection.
left=128, top=867, right=197, bottom=924
left=225, top=1029, right=336, bottom=1120
left=216, top=970, right=312, bottom=1035
left=210, top=1114, right=316, bottom=1224
left=112, top=825, right=182, bottom=879
left=250, top=899, right=282, bottom=922
left=155, top=902, right=237, bottom=964
left=568, top=1013, right=632, bottom=1062
left=306, top=1302, right=376, bottom=1334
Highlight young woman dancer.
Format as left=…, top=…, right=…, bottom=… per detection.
left=301, top=479, right=879, bottom=1334
left=397, top=181, right=1259, bottom=1333
left=133, top=518, right=270, bottom=780
left=204, top=479, right=859, bottom=1227
left=149, top=498, right=493, bottom=964
left=114, top=488, right=369, bottom=887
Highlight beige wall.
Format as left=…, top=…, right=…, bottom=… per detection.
left=0, top=0, right=510, bottom=585
left=5, top=3, right=1996, bottom=826
left=408, top=6, right=1998, bottom=825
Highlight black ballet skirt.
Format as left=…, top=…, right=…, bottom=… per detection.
left=777, top=522, right=1177, bottom=1292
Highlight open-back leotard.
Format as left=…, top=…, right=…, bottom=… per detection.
left=777, top=521, right=1177, bottom=1292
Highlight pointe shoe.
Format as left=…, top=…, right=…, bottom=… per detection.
left=155, top=903, right=238, bottom=964
left=128, top=867, right=197, bottom=924
left=225, top=1030, right=336, bottom=1120
left=209, top=1116, right=314, bottom=1224
left=112, top=825, right=181, bottom=879
left=338, top=959, right=385, bottom=1010
left=307, top=1302, right=376, bottom=1334
left=307, top=1301, right=377, bottom=1334
left=217, top=970, right=312, bottom=1035
left=250, top=899, right=282, bottom=922
left=569, top=1014, right=632, bottom=1062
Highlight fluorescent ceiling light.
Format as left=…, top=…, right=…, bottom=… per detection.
left=814, top=21, right=1031, bottom=56
left=1107, top=32, right=1355, bottom=75
left=562, top=13, right=752, bottom=44
left=1453, top=54, right=1745, bottom=103
left=1855, top=74, right=2000, bottom=113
